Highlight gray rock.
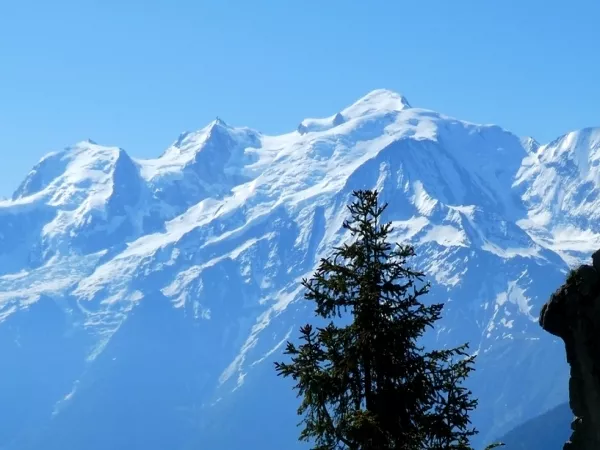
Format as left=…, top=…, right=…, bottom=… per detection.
left=540, top=259, right=600, bottom=449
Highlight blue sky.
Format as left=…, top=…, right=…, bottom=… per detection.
left=0, top=0, right=599, bottom=196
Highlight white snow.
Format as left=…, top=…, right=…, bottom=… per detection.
left=0, top=89, right=598, bottom=441
left=1, top=89, right=596, bottom=321
left=341, top=88, right=412, bottom=118
left=422, top=224, right=467, bottom=247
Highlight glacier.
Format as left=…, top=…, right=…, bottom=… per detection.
left=0, top=89, right=597, bottom=449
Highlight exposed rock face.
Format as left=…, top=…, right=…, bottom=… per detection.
left=539, top=250, right=600, bottom=449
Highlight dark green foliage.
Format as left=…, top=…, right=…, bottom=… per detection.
left=566, top=268, right=581, bottom=286
left=275, top=190, right=502, bottom=450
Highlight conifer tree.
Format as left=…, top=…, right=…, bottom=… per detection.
left=275, top=190, right=502, bottom=450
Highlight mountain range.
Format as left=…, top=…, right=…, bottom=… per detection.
left=1, top=89, right=597, bottom=449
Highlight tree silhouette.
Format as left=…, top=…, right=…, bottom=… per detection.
left=275, top=190, right=502, bottom=450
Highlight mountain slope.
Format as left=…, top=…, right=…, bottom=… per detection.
left=498, top=402, right=572, bottom=449
left=0, top=89, right=593, bottom=449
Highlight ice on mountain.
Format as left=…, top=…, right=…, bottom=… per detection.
left=342, top=88, right=412, bottom=118
left=0, top=89, right=598, bottom=449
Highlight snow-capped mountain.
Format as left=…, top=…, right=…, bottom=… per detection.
left=0, top=89, right=596, bottom=449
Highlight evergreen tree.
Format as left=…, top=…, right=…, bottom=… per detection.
left=275, top=190, right=502, bottom=450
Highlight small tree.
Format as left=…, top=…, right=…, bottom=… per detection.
left=275, top=190, right=501, bottom=450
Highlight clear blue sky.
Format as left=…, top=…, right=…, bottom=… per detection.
left=1, top=0, right=599, bottom=196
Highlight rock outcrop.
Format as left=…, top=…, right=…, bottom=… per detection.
left=539, top=250, right=600, bottom=449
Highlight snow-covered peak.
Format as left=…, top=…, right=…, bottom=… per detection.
left=514, top=126, right=600, bottom=266
left=342, top=88, right=411, bottom=118
left=1, top=90, right=599, bottom=450
left=297, top=89, right=410, bottom=135
left=538, top=127, right=600, bottom=166
left=12, top=141, right=129, bottom=205
left=140, top=119, right=261, bottom=182
left=168, top=118, right=235, bottom=154
left=521, top=136, right=540, bottom=153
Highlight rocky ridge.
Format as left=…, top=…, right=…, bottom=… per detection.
left=540, top=249, right=600, bottom=449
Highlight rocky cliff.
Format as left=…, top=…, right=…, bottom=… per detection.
left=540, top=250, right=600, bottom=449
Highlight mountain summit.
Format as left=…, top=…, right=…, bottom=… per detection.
left=0, top=89, right=595, bottom=449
